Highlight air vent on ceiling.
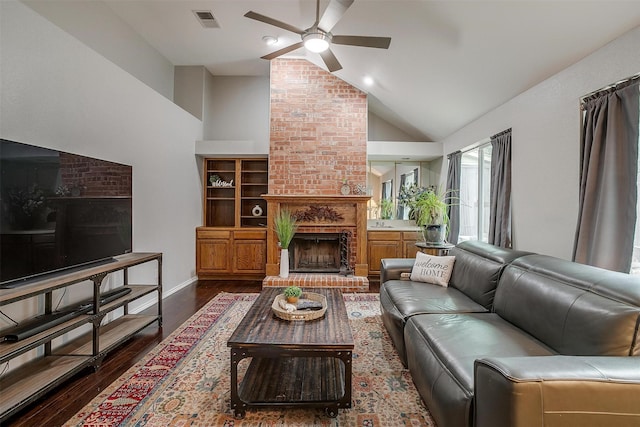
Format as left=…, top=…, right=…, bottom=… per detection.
left=193, top=10, right=220, bottom=29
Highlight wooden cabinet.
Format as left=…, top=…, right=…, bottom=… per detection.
left=368, top=232, right=402, bottom=277
left=232, top=231, right=267, bottom=273
left=0, top=253, right=162, bottom=422
left=196, top=230, right=231, bottom=273
left=196, top=228, right=267, bottom=278
left=197, top=158, right=268, bottom=280
left=367, top=231, right=420, bottom=279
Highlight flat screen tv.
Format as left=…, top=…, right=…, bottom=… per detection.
left=0, top=139, right=132, bottom=288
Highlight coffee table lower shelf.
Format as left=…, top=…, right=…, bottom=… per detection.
left=233, top=356, right=350, bottom=418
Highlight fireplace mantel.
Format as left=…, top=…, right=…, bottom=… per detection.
left=262, top=194, right=370, bottom=277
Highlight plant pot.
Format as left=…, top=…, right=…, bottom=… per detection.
left=286, top=296, right=299, bottom=304
left=423, top=224, right=447, bottom=244
left=280, top=248, right=289, bottom=278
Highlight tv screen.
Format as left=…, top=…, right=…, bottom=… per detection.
left=0, top=139, right=132, bottom=287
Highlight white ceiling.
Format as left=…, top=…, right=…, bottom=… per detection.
left=41, top=1, right=640, bottom=141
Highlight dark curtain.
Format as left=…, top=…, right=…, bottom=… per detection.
left=489, top=129, right=512, bottom=248
left=446, top=151, right=462, bottom=244
left=573, top=78, right=639, bottom=272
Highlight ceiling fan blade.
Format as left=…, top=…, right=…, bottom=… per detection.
left=319, top=49, right=343, bottom=72
left=332, top=35, right=391, bottom=49
left=261, top=42, right=304, bottom=60
left=244, top=11, right=305, bottom=35
left=318, top=0, right=354, bottom=32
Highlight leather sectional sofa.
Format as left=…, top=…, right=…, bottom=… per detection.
left=380, top=240, right=640, bottom=427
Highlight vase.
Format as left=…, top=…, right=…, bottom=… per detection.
left=423, top=224, right=446, bottom=244
left=280, top=248, right=289, bottom=278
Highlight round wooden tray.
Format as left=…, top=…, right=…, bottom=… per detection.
left=272, top=292, right=328, bottom=321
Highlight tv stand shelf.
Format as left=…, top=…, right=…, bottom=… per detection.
left=0, top=252, right=162, bottom=422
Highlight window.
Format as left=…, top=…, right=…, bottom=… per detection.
left=381, top=180, right=393, bottom=201
left=459, top=143, right=492, bottom=242
left=398, top=167, right=418, bottom=220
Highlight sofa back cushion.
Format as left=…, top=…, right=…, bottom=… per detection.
left=448, top=240, right=532, bottom=309
left=494, top=254, right=640, bottom=356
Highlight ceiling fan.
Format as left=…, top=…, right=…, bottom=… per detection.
left=244, top=0, right=391, bottom=72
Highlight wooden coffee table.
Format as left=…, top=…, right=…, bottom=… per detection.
left=227, top=287, right=354, bottom=418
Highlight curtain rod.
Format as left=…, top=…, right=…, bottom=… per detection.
left=581, top=73, right=640, bottom=103
left=491, top=127, right=512, bottom=140
left=447, top=136, right=491, bottom=157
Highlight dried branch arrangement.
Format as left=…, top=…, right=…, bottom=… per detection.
left=293, top=205, right=344, bottom=222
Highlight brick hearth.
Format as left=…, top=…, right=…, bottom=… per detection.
left=262, top=273, right=369, bottom=292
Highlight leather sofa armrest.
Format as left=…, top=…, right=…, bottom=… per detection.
left=380, top=258, right=415, bottom=283
left=474, top=356, right=640, bottom=427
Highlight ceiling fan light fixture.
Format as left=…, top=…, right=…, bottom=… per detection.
left=303, top=32, right=330, bottom=53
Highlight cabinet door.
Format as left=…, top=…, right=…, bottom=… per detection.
left=233, top=240, right=266, bottom=273
left=197, top=239, right=231, bottom=272
left=402, top=232, right=420, bottom=258
left=368, top=240, right=401, bottom=275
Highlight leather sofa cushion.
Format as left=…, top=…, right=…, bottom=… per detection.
left=448, top=241, right=533, bottom=309
left=495, top=255, right=640, bottom=356
left=379, top=279, right=488, bottom=365
left=404, top=313, right=555, bottom=427
left=406, top=313, right=555, bottom=393
left=381, top=279, right=488, bottom=317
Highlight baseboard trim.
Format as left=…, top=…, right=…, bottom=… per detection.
left=130, top=276, right=198, bottom=314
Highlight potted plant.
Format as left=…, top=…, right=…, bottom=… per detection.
left=380, top=198, right=394, bottom=220
left=274, top=208, right=298, bottom=278
left=400, top=185, right=452, bottom=244
left=283, top=285, right=302, bottom=303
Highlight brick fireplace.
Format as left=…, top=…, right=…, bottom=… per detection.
left=263, top=59, right=369, bottom=289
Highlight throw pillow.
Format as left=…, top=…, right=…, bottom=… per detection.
left=410, top=251, right=456, bottom=287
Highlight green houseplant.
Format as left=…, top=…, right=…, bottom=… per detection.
left=274, top=208, right=298, bottom=278
left=283, top=285, right=303, bottom=303
left=380, top=198, right=394, bottom=220
left=400, top=185, right=452, bottom=244
left=274, top=208, right=298, bottom=249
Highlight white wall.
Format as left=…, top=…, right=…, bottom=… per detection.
left=23, top=0, right=175, bottom=100
left=203, top=75, right=270, bottom=150
left=368, top=112, right=420, bottom=141
left=174, top=65, right=206, bottom=120
left=1, top=1, right=203, bottom=300
left=440, top=26, right=640, bottom=259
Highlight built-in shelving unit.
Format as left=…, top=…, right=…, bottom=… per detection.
left=198, top=158, right=268, bottom=279
left=0, top=252, right=162, bottom=422
left=204, top=159, right=237, bottom=227
left=240, top=159, right=269, bottom=228
left=203, top=158, right=268, bottom=228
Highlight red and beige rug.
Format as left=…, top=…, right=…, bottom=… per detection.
left=63, top=292, right=435, bottom=426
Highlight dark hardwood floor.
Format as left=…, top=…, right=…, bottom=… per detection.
left=2, top=280, right=261, bottom=427
left=3, top=280, right=379, bottom=427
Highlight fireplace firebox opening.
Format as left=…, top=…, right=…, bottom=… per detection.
left=289, top=231, right=354, bottom=273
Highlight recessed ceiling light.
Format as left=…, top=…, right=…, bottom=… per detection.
left=363, top=76, right=374, bottom=86
left=262, top=35, right=278, bottom=46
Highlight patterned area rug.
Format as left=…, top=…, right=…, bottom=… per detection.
left=64, top=292, right=435, bottom=426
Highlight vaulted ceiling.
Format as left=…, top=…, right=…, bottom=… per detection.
left=26, top=1, right=640, bottom=141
